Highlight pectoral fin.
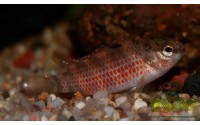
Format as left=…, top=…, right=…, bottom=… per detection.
left=131, top=71, right=147, bottom=93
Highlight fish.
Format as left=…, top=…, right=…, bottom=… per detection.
left=159, top=72, right=188, bottom=92
left=59, top=39, right=183, bottom=95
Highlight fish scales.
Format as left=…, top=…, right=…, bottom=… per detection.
left=60, top=40, right=182, bottom=95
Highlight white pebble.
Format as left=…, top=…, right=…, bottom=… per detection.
left=115, top=96, right=127, bottom=106
left=161, top=94, right=167, bottom=99
left=93, top=90, right=108, bottom=100
left=86, top=96, right=92, bottom=101
left=104, top=106, right=115, bottom=117
left=125, top=111, right=138, bottom=120
left=105, top=98, right=117, bottom=107
left=134, top=93, right=139, bottom=99
left=41, top=116, right=48, bottom=121
left=119, top=101, right=131, bottom=110
left=41, top=111, right=52, bottom=118
left=49, top=114, right=57, bottom=121
left=133, top=98, right=147, bottom=110
left=49, top=94, right=56, bottom=101
left=72, top=107, right=83, bottom=120
left=62, top=108, right=72, bottom=118
left=141, top=93, right=150, bottom=99
left=188, top=110, right=193, bottom=115
left=119, top=117, right=129, bottom=121
left=0, top=101, right=3, bottom=108
left=35, top=100, right=45, bottom=108
left=51, top=97, right=65, bottom=108
left=16, top=75, right=23, bottom=83
left=112, top=111, right=120, bottom=121
left=22, top=115, right=29, bottom=121
left=75, top=101, right=86, bottom=110
left=9, top=88, right=17, bottom=96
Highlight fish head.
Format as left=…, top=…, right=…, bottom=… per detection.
left=142, top=40, right=183, bottom=83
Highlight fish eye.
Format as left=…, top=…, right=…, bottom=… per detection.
left=162, top=45, right=174, bottom=57
left=164, top=83, right=171, bottom=90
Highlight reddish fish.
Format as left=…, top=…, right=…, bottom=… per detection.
left=159, top=72, right=188, bottom=92
left=59, top=40, right=183, bottom=95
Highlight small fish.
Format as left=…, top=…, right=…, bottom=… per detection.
left=159, top=72, right=188, bottom=92
left=59, top=40, right=183, bottom=95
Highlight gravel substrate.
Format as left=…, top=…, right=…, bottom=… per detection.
left=0, top=88, right=200, bottom=121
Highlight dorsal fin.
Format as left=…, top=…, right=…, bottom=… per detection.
left=56, top=39, right=132, bottom=72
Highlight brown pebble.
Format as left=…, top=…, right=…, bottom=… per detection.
left=3, top=82, right=11, bottom=90
left=38, top=92, right=49, bottom=100
left=75, top=91, right=84, bottom=100
left=69, top=116, right=75, bottom=121
left=106, top=98, right=117, bottom=107
left=49, top=114, right=58, bottom=121
left=113, top=111, right=120, bottom=121
left=115, top=107, right=127, bottom=118
left=137, top=106, right=150, bottom=114
left=30, top=114, right=40, bottom=121
left=138, top=113, right=150, bottom=120
left=93, top=110, right=105, bottom=119
left=179, top=93, right=191, bottom=99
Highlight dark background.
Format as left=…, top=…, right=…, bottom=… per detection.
left=0, top=5, right=199, bottom=73
left=0, top=5, right=84, bottom=50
